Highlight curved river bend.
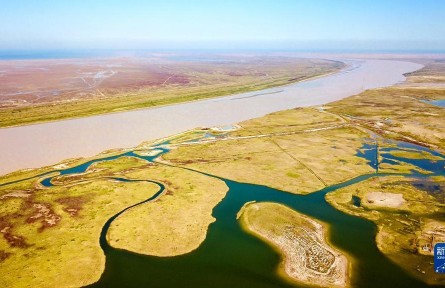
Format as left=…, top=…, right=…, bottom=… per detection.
left=89, top=140, right=445, bottom=288
left=0, top=59, right=422, bottom=175
left=2, top=138, right=443, bottom=287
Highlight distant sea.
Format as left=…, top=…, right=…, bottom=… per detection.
left=0, top=49, right=247, bottom=60
left=0, top=50, right=124, bottom=60
left=0, top=49, right=444, bottom=60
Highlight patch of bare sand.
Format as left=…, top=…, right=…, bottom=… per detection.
left=365, top=192, right=406, bottom=208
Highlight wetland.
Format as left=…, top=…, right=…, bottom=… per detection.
left=1, top=56, right=444, bottom=287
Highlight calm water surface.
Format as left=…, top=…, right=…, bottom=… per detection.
left=0, top=59, right=422, bottom=175
left=2, top=137, right=442, bottom=287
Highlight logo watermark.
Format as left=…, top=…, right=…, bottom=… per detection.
left=434, top=243, right=445, bottom=273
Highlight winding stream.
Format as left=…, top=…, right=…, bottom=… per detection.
left=87, top=142, right=443, bottom=288
left=1, top=138, right=444, bottom=287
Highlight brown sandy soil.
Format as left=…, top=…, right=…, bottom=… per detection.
left=365, top=192, right=406, bottom=208
left=0, top=57, right=188, bottom=106
left=239, top=202, right=349, bottom=287
left=403, top=59, right=445, bottom=85
left=0, top=55, right=339, bottom=108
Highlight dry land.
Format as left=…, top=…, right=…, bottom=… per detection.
left=404, top=59, right=445, bottom=85
left=0, top=56, right=342, bottom=127
left=107, top=164, right=228, bottom=256
left=163, top=108, right=374, bottom=194
left=0, top=174, right=160, bottom=287
left=0, top=56, right=444, bottom=286
left=325, top=176, right=445, bottom=285
left=327, top=87, right=445, bottom=152
left=239, top=202, right=349, bottom=287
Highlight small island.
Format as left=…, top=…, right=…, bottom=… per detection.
left=238, top=202, right=349, bottom=287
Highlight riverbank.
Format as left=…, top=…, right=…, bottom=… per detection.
left=107, top=163, right=228, bottom=256
left=163, top=112, right=374, bottom=194
left=325, top=175, right=445, bottom=285
left=0, top=59, right=421, bottom=176
left=0, top=57, right=343, bottom=128
left=159, top=83, right=444, bottom=284
left=0, top=175, right=160, bottom=288
left=1, top=57, right=441, bottom=287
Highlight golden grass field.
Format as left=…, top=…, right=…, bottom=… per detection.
left=108, top=164, right=228, bottom=256
left=328, top=87, right=445, bottom=151
left=0, top=175, right=159, bottom=287
left=0, top=58, right=444, bottom=286
left=0, top=154, right=228, bottom=287
left=164, top=109, right=374, bottom=194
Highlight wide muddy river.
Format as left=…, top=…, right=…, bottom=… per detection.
left=0, top=59, right=421, bottom=175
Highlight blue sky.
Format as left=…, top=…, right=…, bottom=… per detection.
left=0, top=0, right=444, bottom=51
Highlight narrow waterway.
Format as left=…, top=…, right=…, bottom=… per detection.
left=1, top=136, right=441, bottom=287
left=1, top=129, right=443, bottom=288
left=86, top=141, right=443, bottom=288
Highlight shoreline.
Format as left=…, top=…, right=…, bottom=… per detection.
left=0, top=62, right=344, bottom=130
left=0, top=59, right=422, bottom=176
left=1, top=69, right=442, bottom=287
left=238, top=201, right=352, bottom=288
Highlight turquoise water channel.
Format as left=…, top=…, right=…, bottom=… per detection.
left=1, top=140, right=444, bottom=287
left=428, top=99, right=445, bottom=108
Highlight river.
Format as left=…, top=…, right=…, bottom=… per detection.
left=0, top=59, right=421, bottom=175
left=70, top=140, right=445, bottom=287
left=1, top=136, right=442, bottom=287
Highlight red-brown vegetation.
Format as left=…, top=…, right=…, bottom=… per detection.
left=0, top=250, right=11, bottom=262
left=0, top=216, right=30, bottom=248
left=56, top=196, right=89, bottom=217
left=25, top=203, right=61, bottom=232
